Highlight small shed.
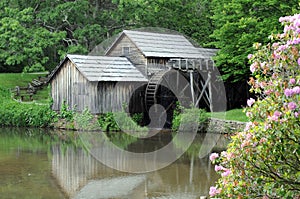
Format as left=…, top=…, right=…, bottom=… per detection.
left=48, top=54, right=148, bottom=114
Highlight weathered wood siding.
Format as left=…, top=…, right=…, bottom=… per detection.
left=51, top=59, right=145, bottom=114
left=96, top=82, right=146, bottom=114
left=51, top=60, right=97, bottom=113
left=107, top=35, right=147, bottom=76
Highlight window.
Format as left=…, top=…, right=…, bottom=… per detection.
left=122, top=47, right=130, bottom=56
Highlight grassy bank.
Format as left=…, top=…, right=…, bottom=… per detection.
left=209, top=108, right=248, bottom=122
left=0, top=73, right=50, bottom=103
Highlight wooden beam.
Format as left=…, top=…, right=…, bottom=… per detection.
left=195, top=74, right=211, bottom=107
left=190, top=71, right=195, bottom=105
left=208, top=71, right=213, bottom=111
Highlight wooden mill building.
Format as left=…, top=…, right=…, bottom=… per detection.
left=49, top=30, right=221, bottom=124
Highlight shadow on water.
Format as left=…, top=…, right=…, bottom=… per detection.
left=0, top=128, right=229, bottom=199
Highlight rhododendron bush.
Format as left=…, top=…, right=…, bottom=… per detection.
left=210, top=14, right=300, bottom=198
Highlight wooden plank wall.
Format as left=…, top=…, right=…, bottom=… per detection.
left=107, top=35, right=147, bottom=76
left=51, top=60, right=94, bottom=112
left=96, top=82, right=146, bottom=114
left=51, top=59, right=146, bottom=114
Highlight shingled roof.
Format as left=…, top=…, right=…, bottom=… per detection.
left=49, top=54, right=148, bottom=82
left=106, top=30, right=217, bottom=59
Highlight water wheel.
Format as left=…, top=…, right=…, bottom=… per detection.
left=145, top=69, right=193, bottom=128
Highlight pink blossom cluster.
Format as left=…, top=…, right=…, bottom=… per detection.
left=214, top=165, right=231, bottom=176
left=287, top=102, right=297, bottom=110
left=211, top=13, right=300, bottom=198
left=284, top=86, right=300, bottom=97
left=268, top=110, right=282, bottom=121
left=279, top=14, right=300, bottom=36
left=209, top=186, right=221, bottom=197
left=209, top=152, right=219, bottom=162
left=247, top=98, right=255, bottom=107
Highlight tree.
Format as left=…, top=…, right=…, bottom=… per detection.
left=0, top=0, right=216, bottom=72
left=210, top=13, right=300, bottom=198
left=0, top=0, right=114, bottom=72
left=0, top=6, right=65, bottom=72
left=210, top=0, right=299, bottom=82
left=112, top=0, right=214, bottom=46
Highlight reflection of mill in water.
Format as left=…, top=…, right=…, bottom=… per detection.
left=51, top=134, right=227, bottom=199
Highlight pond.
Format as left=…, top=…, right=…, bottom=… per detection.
left=0, top=128, right=229, bottom=199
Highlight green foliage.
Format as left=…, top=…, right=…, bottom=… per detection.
left=58, top=101, right=75, bottom=122
left=172, top=103, right=208, bottom=132
left=210, top=14, right=300, bottom=198
left=98, top=111, right=148, bottom=132
left=0, top=86, right=57, bottom=127
left=0, top=5, right=65, bottom=72
left=0, top=0, right=217, bottom=72
left=112, top=0, right=214, bottom=46
left=98, top=112, right=120, bottom=132
left=210, top=0, right=299, bottom=82
left=74, top=108, right=99, bottom=131
left=131, top=113, right=143, bottom=125
left=113, top=111, right=148, bottom=132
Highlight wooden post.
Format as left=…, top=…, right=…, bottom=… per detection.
left=208, top=71, right=213, bottom=112
left=189, top=71, right=195, bottom=106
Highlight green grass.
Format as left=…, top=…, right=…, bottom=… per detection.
left=0, top=73, right=50, bottom=103
left=0, top=73, right=42, bottom=88
left=209, top=108, right=248, bottom=122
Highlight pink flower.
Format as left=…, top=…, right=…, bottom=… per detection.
left=244, top=122, right=253, bottom=131
left=246, top=111, right=252, bottom=117
left=274, top=111, right=282, bottom=117
left=295, top=112, right=299, bottom=118
left=269, top=111, right=282, bottom=121
left=209, top=153, right=219, bottom=162
left=247, top=98, right=255, bottom=107
left=264, top=123, right=271, bottom=130
left=284, top=88, right=294, bottom=97
left=221, top=151, right=227, bottom=157
left=298, top=58, right=300, bottom=66
left=292, top=86, right=300, bottom=94
left=247, top=54, right=253, bottom=59
left=221, top=169, right=231, bottom=177
left=289, top=78, right=296, bottom=84
left=265, top=89, right=273, bottom=95
left=250, top=63, right=257, bottom=73
left=209, top=186, right=221, bottom=197
left=288, top=102, right=297, bottom=110
left=215, top=165, right=226, bottom=172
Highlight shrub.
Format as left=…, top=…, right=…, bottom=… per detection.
left=98, top=112, right=121, bottom=132
left=210, top=14, right=300, bottom=198
left=0, top=87, right=57, bottom=127
left=98, top=111, right=148, bottom=132
left=172, top=103, right=207, bottom=132
left=58, top=100, right=75, bottom=122
left=74, top=108, right=99, bottom=131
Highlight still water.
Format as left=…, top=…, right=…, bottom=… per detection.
left=0, top=128, right=228, bottom=199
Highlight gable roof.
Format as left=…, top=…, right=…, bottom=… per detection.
left=49, top=54, right=148, bottom=82
left=106, top=30, right=217, bottom=59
